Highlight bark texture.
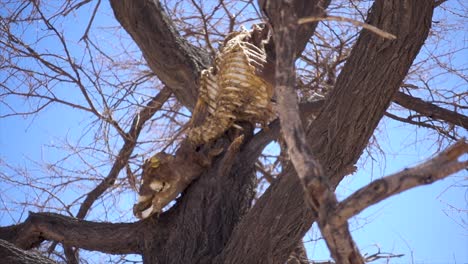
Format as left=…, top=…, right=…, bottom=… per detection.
left=107, top=1, right=330, bottom=263
left=0, top=0, right=449, bottom=263
left=138, top=129, right=258, bottom=264
left=0, top=239, right=56, bottom=264
left=109, top=0, right=210, bottom=109
left=218, top=0, right=434, bottom=262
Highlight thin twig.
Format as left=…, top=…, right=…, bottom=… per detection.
left=298, top=15, right=397, bottom=40
left=80, top=0, right=101, bottom=41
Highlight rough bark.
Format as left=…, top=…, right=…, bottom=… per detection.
left=0, top=0, right=448, bottom=263
left=140, top=130, right=257, bottom=264
left=268, top=1, right=365, bottom=262
left=219, top=0, right=434, bottom=263
left=259, top=0, right=331, bottom=57
left=0, top=212, right=147, bottom=255
left=333, top=139, right=468, bottom=225
left=0, top=239, right=56, bottom=264
left=109, top=0, right=210, bottom=109
left=107, top=1, right=330, bottom=263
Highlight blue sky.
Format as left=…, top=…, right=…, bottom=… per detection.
left=305, top=117, right=468, bottom=263
left=0, top=1, right=467, bottom=263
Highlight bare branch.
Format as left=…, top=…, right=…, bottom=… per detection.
left=76, top=87, right=172, bottom=219
left=0, top=239, right=56, bottom=264
left=298, top=15, right=396, bottom=40
left=394, top=91, right=468, bottom=130
left=384, top=111, right=457, bottom=141
left=333, top=139, right=468, bottom=225
left=260, top=0, right=332, bottom=57
left=268, top=0, right=325, bottom=213
left=0, top=212, right=144, bottom=254
left=222, top=0, right=435, bottom=262
left=265, top=1, right=364, bottom=263
left=434, top=0, right=448, bottom=7
left=243, top=100, right=325, bottom=164
left=79, top=0, right=102, bottom=41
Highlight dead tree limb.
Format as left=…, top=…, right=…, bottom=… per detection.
left=333, top=139, right=468, bottom=225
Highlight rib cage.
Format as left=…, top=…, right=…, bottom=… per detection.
left=188, top=27, right=274, bottom=145
left=133, top=26, right=273, bottom=218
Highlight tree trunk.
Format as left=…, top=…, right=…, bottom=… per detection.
left=218, top=0, right=434, bottom=263
left=0, top=1, right=437, bottom=263
left=112, top=0, right=435, bottom=263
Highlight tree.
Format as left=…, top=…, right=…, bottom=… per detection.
left=0, top=0, right=466, bottom=263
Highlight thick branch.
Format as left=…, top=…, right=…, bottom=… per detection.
left=268, top=1, right=364, bottom=263
left=109, top=0, right=210, bottom=109
left=394, top=91, right=468, bottom=130
left=0, top=239, right=56, bottom=264
left=333, top=140, right=468, bottom=225
left=309, top=1, right=435, bottom=181
left=0, top=213, right=147, bottom=254
left=259, top=0, right=331, bottom=57
left=269, top=0, right=326, bottom=212
left=221, top=0, right=435, bottom=263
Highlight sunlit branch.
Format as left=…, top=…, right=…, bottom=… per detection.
left=110, top=0, right=210, bottom=109
left=266, top=1, right=364, bottom=263
left=298, top=15, right=396, bottom=40
left=332, top=139, right=468, bottom=225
